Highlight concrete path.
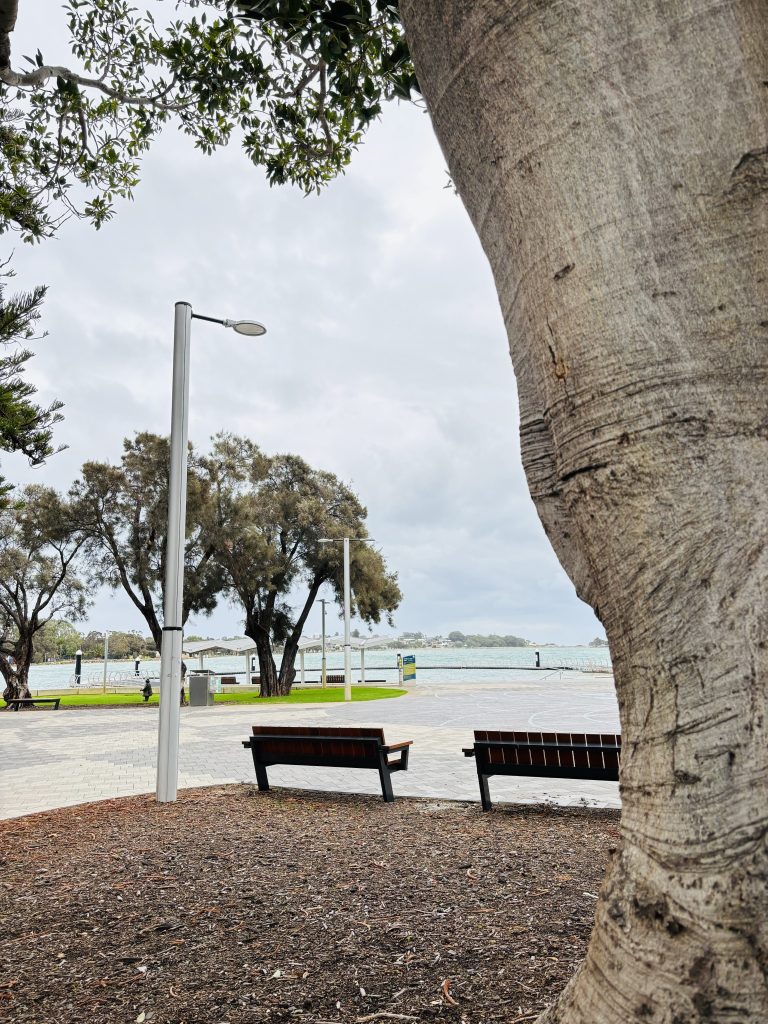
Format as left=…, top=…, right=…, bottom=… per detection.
left=0, top=673, right=621, bottom=819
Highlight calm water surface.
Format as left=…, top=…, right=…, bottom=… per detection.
left=28, top=645, right=611, bottom=691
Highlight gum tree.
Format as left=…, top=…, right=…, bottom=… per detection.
left=0, top=0, right=414, bottom=233
left=400, top=2, right=768, bottom=1022
left=205, top=434, right=401, bottom=696
left=0, top=484, right=89, bottom=701
left=0, top=262, right=63, bottom=504
left=74, top=432, right=224, bottom=652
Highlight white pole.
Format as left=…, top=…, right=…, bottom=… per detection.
left=321, top=599, right=327, bottom=688
left=343, top=536, right=352, bottom=701
left=156, top=301, right=192, bottom=803
left=102, top=631, right=109, bottom=693
left=360, top=645, right=365, bottom=687
left=244, top=652, right=250, bottom=686
left=300, top=649, right=306, bottom=685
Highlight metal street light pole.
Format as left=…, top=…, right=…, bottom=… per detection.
left=320, top=598, right=327, bottom=688
left=343, top=536, right=351, bottom=701
left=102, top=630, right=109, bottom=694
left=318, top=537, right=375, bottom=702
left=156, top=302, right=266, bottom=804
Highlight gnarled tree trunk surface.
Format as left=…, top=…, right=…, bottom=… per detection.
left=401, top=1, right=767, bottom=1021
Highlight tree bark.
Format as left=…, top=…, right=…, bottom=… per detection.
left=255, top=636, right=285, bottom=697
left=401, top=1, right=767, bottom=1021
left=242, top=614, right=284, bottom=697
left=0, top=0, right=18, bottom=70
left=278, top=577, right=324, bottom=693
left=1, top=638, right=33, bottom=704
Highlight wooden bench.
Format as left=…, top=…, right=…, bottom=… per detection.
left=5, top=697, right=61, bottom=711
left=242, top=725, right=413, bottom=802
left=463, top=729, right=621, bottom=811
left=220, top=676, right=238, bottom=685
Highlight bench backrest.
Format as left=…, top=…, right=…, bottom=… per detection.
left=473, top=729, right=621, bottom=771
left=250, top=725, right=386, bottom=764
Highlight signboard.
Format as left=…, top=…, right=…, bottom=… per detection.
left=402, top=654, right=416, bottom=682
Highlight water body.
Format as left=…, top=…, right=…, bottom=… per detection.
left=28, top=645, right=611, bottom=691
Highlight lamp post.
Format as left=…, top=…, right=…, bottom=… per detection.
left=319, top=598, right=328, bottom=688
left=102, top=631, right=109, bottom=694
left=318, top=537, right=375, bottom=702
left=156, top=301, right=266, bottom=804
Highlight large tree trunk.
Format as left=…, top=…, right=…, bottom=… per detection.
left=278, top=578, right=324, bottom=693
left=1, top=642, right=33, bottom=704
left=401, top=1, right=767, bottom=1021
left=243, top=620, right=286, bottom=698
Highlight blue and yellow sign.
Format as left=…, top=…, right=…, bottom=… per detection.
left=402, top=655, right=416, bottom=682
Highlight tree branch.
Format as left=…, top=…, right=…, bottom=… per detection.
left=0, top=63, right=180, bottom=110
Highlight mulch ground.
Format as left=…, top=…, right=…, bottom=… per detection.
left=0, top=787, right=620, bottom=1024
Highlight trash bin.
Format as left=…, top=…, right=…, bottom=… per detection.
left=188, top=672, right=213, bottom=707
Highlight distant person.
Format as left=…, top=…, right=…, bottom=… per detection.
left=180, top=660, right=188, bottom=706
left=141, top=678, right=153, bottom=702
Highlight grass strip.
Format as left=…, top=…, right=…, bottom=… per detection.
left=23, top=686, right=406, bottom=708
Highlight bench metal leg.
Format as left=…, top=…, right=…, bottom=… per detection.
left=254, top=763, right=270, bottom=792
left=378, top=755, right=395, bottom=802
left=478, top=770, right=493, bottom=812
left=246, top=740, right=270, bottom=791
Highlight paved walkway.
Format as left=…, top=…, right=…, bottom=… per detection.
left=0, top=673, right=621, bottom=819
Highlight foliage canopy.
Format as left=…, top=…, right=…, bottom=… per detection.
left=0, top=0, right=414, bottom=238
left=0, top=261, right=63, bottom=504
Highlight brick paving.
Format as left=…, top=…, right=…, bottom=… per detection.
left=0, top=673, right=621, bottom=819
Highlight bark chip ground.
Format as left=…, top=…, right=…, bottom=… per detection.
left=0, top=786, right=620, bottom=1023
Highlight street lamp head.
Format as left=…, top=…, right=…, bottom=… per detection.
left=225, top=319, right=267, bottom=337
left=318, top=537, right=375, bottom=543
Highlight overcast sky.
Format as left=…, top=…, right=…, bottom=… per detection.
left=6, top=6, right=604, bottom=645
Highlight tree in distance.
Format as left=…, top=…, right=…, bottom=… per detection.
left=204, top=433, right=401, bottom=697
left=31, top=617, right=81, bottom=662
left=31, top=620, right=156, bottom=662
left=0, top=484, right=89, bottom=701
left=73, top=432, right=224, bottom=653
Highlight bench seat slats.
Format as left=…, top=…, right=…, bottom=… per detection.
left=467, top=728, right=621, bottom=810
left=244, top=725, right=411, bottom=802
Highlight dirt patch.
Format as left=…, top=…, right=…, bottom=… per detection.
left=0, top=787, right=620, bottom=1023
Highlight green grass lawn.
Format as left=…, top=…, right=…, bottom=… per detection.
left=24, top=686, right=406, bottom=708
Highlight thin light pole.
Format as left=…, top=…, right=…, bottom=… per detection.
left=343, top=536, right=351, bottom=701
left=102, top=631, right=109, bottom=694
left=155, top=304, right=266, bottom=804
left=318, top=538, right=375, bottom=702
left=156, top=301, right=191, bottom=803
left=320, top=599, right=327, bottom=688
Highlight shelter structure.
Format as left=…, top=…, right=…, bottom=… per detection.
left=183, top=634, right=391, bottom=688
left=182, top=637, right=257, bottom=684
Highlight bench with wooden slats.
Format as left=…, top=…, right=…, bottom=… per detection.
left=5, top=697, right=61, bottom=711
left=463, top=729, right=621, bottom=811
left=242, top=725, right=413, bottom=803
